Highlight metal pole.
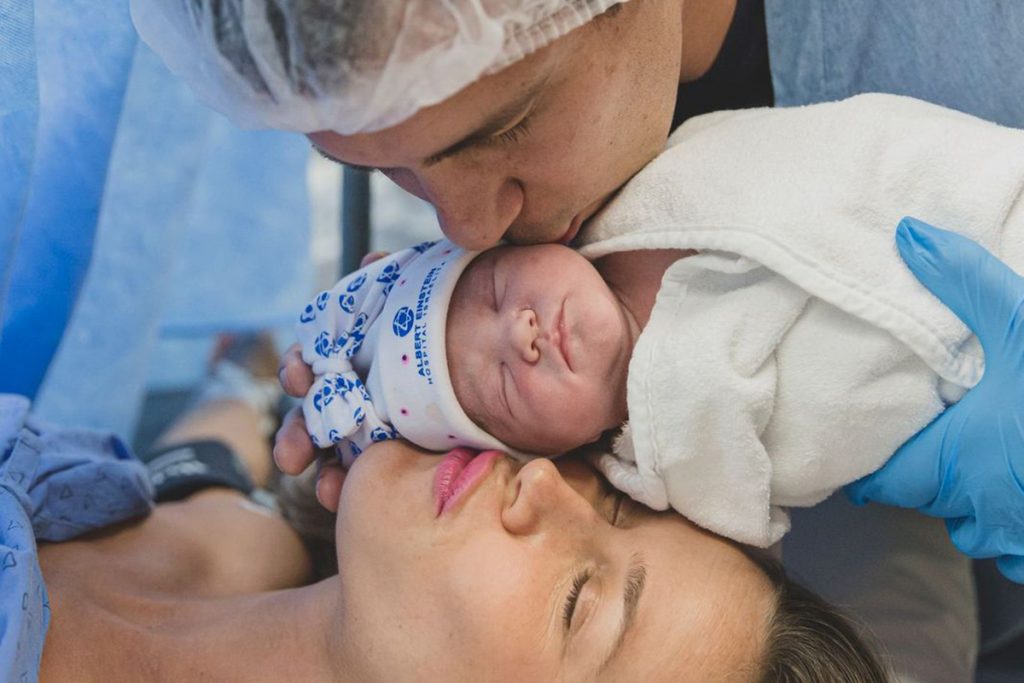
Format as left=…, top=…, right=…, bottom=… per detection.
left=340, top=166, right=372, bottom=276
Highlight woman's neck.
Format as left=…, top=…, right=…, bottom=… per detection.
left=148, top=579, right=346, bottom=683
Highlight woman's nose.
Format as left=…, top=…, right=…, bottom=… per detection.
left=502, top=458, right=587, bottom=535
left=511, top=308, right=540, bottom=363
left=418, top=166, right=524, bottom=250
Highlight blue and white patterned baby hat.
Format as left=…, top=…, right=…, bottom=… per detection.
left=295, top=240, right=516, bottom=466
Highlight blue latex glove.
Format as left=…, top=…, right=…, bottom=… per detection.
left=847, top=217, right=1024, bottom=583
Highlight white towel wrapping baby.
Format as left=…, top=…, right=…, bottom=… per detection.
left=579, top=94, right=1024, bottom=547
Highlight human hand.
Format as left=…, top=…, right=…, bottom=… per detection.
left=274, top=385, right=347, bottom=511
left=846, top=217, right=1024, bottom=583
left=273, top=250, right=390, bottom=511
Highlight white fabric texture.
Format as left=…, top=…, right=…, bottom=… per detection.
left=580, top=94, right=1024, bottom=547
left=130, top=0, right=625, bottom=134
left=296, top=240, right=514, bottom=466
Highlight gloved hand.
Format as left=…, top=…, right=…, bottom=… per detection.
left=846, top=217, right=1024, bottom=583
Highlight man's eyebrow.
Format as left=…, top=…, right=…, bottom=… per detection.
left=600, top=554, right=648, bottom=672
left=421, top=78, right=547, bottom=168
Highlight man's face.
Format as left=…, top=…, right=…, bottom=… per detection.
left=308, top=1, right=684, bottom=250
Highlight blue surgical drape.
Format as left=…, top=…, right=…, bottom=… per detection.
left=1, top=0, right=311, bottom=438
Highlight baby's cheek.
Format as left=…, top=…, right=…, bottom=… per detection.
left=559, top=385, right=618, bottom=437
left=452, top=380, right=485, bottom=427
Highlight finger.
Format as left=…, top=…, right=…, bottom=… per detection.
left=316, top=461, right=346, bottom=512
left=273, top=406, right=317, bottom=475
left=896, top=217, right=1024, bottom=359
left=945, top=516, right=1000, bottom=558
left=996, top=555, right=1024, bottom=584
left=360, top=251, right=390, bottom=268
left=846, top=400, right=972, bottom=517
left=278, top=343, right=315, bottom=398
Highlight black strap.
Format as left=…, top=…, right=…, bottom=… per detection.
left=141, top=440, right=255, bottom=503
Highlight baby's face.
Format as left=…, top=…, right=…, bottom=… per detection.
left=447, top=245, right=632, bottom=455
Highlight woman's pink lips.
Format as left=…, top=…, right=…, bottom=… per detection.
left=434, top=449, right=503, bottom=516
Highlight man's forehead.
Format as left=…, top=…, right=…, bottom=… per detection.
left=308, top=42, right=559, bottom=168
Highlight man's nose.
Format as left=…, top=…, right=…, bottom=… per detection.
left=502, top=458, right=587, bottom=535
left=418, top=166, right=524, bottom=250
left=510, top=308, right=540, bottom=363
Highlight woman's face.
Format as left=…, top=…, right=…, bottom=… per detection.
left=332, top=441, right=774, bottom=682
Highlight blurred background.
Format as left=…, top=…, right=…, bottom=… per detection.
left=0, top=0, right=439, bottom=451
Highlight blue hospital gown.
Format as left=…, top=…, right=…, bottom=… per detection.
left=0, top=395, right=154, bottom=683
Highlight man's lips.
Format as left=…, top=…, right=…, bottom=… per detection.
left=558, top=213, right=584, bottom=245
left=433, top=449, right=503, bottom=516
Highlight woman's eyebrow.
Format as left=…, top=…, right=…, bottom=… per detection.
left=599, top=553, right=648, bottom=671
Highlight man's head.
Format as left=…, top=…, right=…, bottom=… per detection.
left=133, top=0, right=688, bottom=249
left=309, top=1, right=684, bottom=248
left=447, top=244, right=636, bottom=455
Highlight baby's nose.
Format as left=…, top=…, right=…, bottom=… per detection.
left=512, top=308, right=540, bottom=363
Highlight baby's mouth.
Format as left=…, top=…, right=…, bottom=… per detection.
left=556, top=300, right=572, bottom=371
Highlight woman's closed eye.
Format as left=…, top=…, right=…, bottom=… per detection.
left=601, top=490, right=628, bottom=528
left=563, top=566, right=603, bottom=640
left=561, top=495, right=628, bottom=635
left=611, top=492, right=627, bottom=526
left=563, top=568, right=592, bottom=632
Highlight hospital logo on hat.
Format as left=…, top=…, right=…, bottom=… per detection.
left=392, top=306, right=414, bottom=337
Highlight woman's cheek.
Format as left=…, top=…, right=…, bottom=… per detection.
left=451, top=573, right=558, bottom=678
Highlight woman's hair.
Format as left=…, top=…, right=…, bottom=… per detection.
left=744, top=549, right=893, bottom=683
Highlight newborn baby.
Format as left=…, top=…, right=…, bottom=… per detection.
left=294, top=238, right=667, bottom=462
left=443, top=243, right=667, bottom=456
